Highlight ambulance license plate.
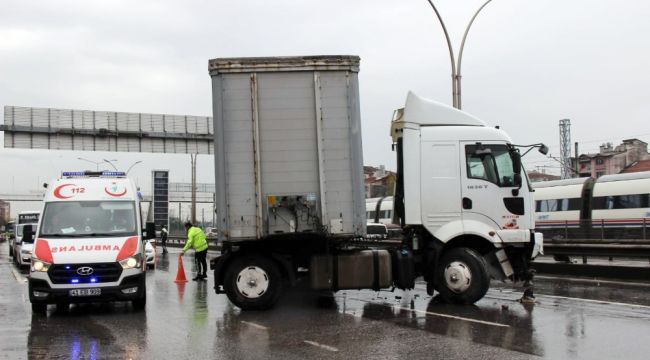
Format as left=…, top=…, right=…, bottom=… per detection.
left=69, top=288, right=101, bottom=297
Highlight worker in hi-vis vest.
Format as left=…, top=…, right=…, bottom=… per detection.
left=180, top=221, right=209, bottom=281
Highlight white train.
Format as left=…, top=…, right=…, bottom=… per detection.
left=533, top=171, right=650, bottom=239
left=366, top=196, right=393, bottom=224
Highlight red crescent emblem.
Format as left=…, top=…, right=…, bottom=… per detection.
left=53, top=184, right=75, bottom=199
left=104, top=187, right=127, bottom=197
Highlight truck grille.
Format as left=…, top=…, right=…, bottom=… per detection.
left=48, top=263, right=123, bottom=284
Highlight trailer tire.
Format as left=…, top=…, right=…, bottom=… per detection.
left=436, top=247, right=490, bottom=304
left=224, top=256, right=283, bottom=310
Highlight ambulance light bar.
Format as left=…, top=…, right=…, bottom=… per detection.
left=62, top=171, right=127, bottom=178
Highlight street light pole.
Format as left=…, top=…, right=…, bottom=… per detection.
left=126, top=161, right=143, bottom=175
left=426, top=0, right=493, bottom=110
left=78, top=157, right=117, bottom=171
left=103, top=159, right=118, bottom=171
left=190, top=154, right=197, bottom=224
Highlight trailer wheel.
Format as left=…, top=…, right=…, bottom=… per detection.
left=436, top=247, right=490, bottom=304
left=224, top=256, right=283, bottom=310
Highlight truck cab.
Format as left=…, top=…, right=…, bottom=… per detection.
left=28, top=171, right=154, bottom=313
left=392, top=92, right=543, bottom=303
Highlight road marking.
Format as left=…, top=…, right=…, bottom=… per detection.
left=482, top=291, right=650, bottom=311
left=303, top=340, right=339, bottom=352
left=403, top=306, right=510, bottom=327
left=343, top=296, right=509, bottom=328
left=240, top=321, right=268, bottom=330
left=535, top=275, right=650, bottom=288
left=10, top=266, right=27, bottom=283
left=535, top=294, right=650, bottom=310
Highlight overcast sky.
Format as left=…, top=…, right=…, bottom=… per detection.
left=2, top=0, right=650, bottom=214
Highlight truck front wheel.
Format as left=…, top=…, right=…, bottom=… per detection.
left=435, top=247, right=490, bottom=304
left=223, top=256, right=283, bottom=310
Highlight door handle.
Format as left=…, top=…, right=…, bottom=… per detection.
left=462, top=197, right=472, bottom=209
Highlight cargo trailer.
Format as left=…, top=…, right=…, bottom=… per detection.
left=208, top=56, right=544, bottom=310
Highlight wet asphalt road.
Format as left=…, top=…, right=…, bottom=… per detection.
left=2, top=245, right=650, bottom=359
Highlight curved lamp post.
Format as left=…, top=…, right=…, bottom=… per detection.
left=78, top=157, right=117, bottom=171
left=126, top=161, right=143, bottom=175
left=425, top=0, right=492, bottom=109
left=103, top=159, right=119, bottom=171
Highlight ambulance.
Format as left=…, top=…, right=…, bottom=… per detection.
left=28, top=171, right=155, bottom=313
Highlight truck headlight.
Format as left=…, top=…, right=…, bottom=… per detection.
left=119, top=255, right=142, bottom=269
left=31, top=259, right=51, bottom=272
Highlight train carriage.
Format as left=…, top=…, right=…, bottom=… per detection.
left=533, top=171, right=650, bottom=240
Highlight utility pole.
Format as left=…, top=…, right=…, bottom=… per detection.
left=574, top=142, right=579, bottom=178
left=559, top=119, right=572, bottom=179
left=212, top=192, right=216, bottom=228
left=190, top=154, right=197, bottom=224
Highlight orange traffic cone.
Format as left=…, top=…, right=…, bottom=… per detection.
left=174, top=255, right=188, bottom=283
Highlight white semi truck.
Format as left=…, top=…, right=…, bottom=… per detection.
left=208, top=56, right=544, bottom=310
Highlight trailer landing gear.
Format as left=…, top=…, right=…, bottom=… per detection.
left=519, top=268, right=536, bottom=304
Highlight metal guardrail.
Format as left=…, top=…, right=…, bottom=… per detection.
left=539, top=219, right=648, bottom=241
left=538, top=219, right=650, bottom=259
left=543, top=241, right=650, bottom=258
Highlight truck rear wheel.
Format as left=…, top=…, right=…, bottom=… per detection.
left=435, top=247, right=490, bottom=304
left=223, top=256, right=283, bottom=310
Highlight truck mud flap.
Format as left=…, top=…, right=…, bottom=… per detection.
left=390, top=249, right=415, bottom=290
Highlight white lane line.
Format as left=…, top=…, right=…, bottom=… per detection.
left=303, top=340, right=339, bottom=352
left=535, top=294, right=650, bottom=310
left=482, top=291, right=650, bottom=311
left=10, top=266, right=27, bottom=283
left=535, top=275, right=650, bottom=288
left=404, top=306, right=509, bottom=328
left=344, top=296, right=509, bottom=328
left=240, top=321, right=269, bottom=330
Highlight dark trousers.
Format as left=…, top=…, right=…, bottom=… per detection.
left=195, top=249, right=208, bottom=277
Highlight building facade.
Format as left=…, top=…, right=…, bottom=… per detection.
left=527, top=170, right=561, bottom=183
left=572, top=139, right=650, bottom=178
left=0, top=200, right=10, bottom=224
left=364, top=165, right=396, bottom=198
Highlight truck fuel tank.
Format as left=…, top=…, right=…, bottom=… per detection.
left=310, top=250, right=392, bottom=291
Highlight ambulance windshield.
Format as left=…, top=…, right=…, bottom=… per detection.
left=40, top=201, right=137, bottom=238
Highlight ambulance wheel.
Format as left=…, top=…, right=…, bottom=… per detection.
left=56, top=302, right=69, bottom=313
left=436, top=247, right=490, bottom=305
left=132, top=284, right=147, bottom=311
left=31, top=303, right=47, bottom=314
left=224, top=256, right=283, bottom=311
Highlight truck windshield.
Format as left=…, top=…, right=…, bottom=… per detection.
left=39, top=201, right=137, bottom=238
left=466, top=144, right=516, bottom=187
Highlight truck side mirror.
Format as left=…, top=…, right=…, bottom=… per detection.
left=143, top=222, right=156, bottom=240
left=511, top=151, right=522, bottom=174
left=538, top=144, right=549, bottom=155
left=22, top=225, right=34, bottom=243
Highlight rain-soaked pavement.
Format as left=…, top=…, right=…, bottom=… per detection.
left=2, top=245, right=650, bottom=359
